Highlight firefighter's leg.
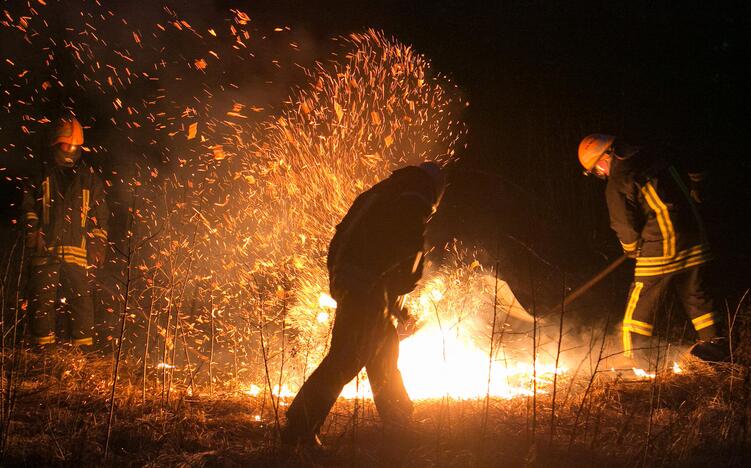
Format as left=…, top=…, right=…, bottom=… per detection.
left=366, top=321, right=413, bottom=427
left=676, top=264, right=720, bottom=340
left=283, top=288, right=384, bottom=443
left=678, top=264, right=729, bottom=361
left=622, top=275, right=670, bottom=364
left=28, top=261, right=61, bottom=345
left=60, top=263, right=95, bottom=346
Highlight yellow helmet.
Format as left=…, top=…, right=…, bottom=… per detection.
left=578, top=134, right=615, bottom=171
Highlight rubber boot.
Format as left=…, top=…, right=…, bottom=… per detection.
left=689, top=337, right=730, bottom=362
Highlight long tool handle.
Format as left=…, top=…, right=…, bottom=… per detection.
left=560, top=254, right=629, bottom=310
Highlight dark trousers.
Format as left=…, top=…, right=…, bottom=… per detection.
left=622, top=263, right=717, bottom=359
left=28, top=260, right=94, bottom=345
left=283, top=286, right=413, bottom=441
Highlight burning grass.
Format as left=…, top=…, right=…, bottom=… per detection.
left=1, top=344, right=750, bottom=467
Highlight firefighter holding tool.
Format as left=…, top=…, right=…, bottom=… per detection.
left=578, top=134, right=727, bottom=363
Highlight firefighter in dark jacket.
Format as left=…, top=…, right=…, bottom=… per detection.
left=281, top=162, right=445, bottom=446
left=22, top=117, right=109, bottom=348
left=578, top=134, right=727, bottom=362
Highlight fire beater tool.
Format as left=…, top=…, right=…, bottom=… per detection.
left=551, top=253, right=629, bottom=314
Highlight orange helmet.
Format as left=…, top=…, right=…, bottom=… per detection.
left=578, top=134, right=615, bottom=171
left=50, top=117, right=84, bottom=147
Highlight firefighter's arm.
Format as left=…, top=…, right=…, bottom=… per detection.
left=87, top=173, right=110, bottom=267
left=21, top=179, right=43, bottom=252
left=395, top=307, right=419, bottom=340
left=384, top=191, right=431, bottom=295
left=388, top=294, right=419, bottom=340
left=605, top=179, right=641, bottom=257
left=388, top=294, right=410, bottom=321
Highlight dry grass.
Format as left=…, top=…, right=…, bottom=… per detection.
left=1, top=343, right=749, bottom=467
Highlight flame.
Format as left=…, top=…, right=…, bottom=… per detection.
left=242, top=265, right=566, bottom=402
left=400, top=324, right=564, bottom=399
left=315, top=293, right=335, bottom=323
left=629, top=362, right=683, bottom=379
left=273, top=384, right=295, bottom=398
left=339, top=322, right=565, bottom=400
left=318, top=293, right=337, bottom=309
left=632, top=367, right=656, bottom=379
left=242, top=383, right=295, bottom=398
left=310, top=269, right=566, bottom=401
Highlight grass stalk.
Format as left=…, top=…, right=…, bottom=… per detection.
left=567, top=311, right=611, bottom=453
left=142, top=260, right=160, bottom=405
left=257, top=294, right=281, bottom=438
left=482, top=260, right=500, bottom=434
left=549, top=271, right=566, bottom=447
left=104, top=187, right=137, bottom=459
left=0, top=236, right=25, bottom=459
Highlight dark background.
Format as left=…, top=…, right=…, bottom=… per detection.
left=241, top=0, right=751, bottom=314
left=2, top=0, right=749, bottom=322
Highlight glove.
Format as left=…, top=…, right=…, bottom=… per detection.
left=87, top=240, right=107, bottom=267
left=395, top=311, right=419, bottom=341
left=392, top=305, right=411, bottom=322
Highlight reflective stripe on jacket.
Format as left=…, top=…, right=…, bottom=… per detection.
left=22, top=160, right=109, bottom=268
left=605, top=148, right=710, bottom=277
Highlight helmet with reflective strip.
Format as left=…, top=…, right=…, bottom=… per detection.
left=578, top=134, right=615, bottom=171
left=50, top=117, right=84, bottom=147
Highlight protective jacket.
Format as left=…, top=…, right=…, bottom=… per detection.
left=605, top=148, right=710, bottom=278
left=284, top=168, right=434, bottom=444
left=22, top=160, right=109, bottom=268
left=327, top=166, right=436, bottom=299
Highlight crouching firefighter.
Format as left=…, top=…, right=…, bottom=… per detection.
left=578, top=134, right=728, bottom=363
left=22, top=117, right=109, bottom=348
left=281, top=162, right=445, bottom=447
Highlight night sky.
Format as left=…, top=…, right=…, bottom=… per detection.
left=1, top=0, right=748, bottom=313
